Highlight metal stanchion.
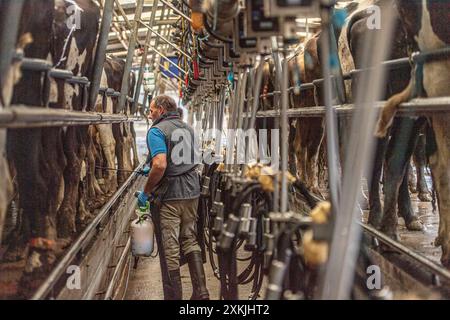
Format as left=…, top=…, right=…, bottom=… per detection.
left=235, top=68, right=248, bottom=174
left=280, top=46, right=289, bottom=213
left=118, top=0, right=145, bottom=113
left=319, top=4, right=341, bottom=213
left=89, top=0, right=115, bottom=110
left=271, top=37, right=282, bottom=213
left=139, top=20, right=192, bottom=61
left=0, top=0, right=25, bottom=106
left=132, top=0, right=160, bottom=115
left=319, top=1, right=396, bottom=299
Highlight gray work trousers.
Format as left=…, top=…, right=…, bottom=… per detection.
left=159, top=198, right=200, bottom=271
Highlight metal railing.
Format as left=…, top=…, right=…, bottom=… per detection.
left=243, top=97, right=450, bottom=119
left=0, top=106, right=139, bottom=129
left=31, top=163, right=144, bottom=300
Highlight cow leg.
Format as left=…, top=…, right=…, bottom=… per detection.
left=397, top=119, right=426, bottom=230
left=130, top=122, right=140, bottom=168
left=77, top=179, right=93, bottom=230
left=94, top=131, right=105, bottom=181
left=398, top=163, right=424, bottom=231
left=41, top=128, right=70, bottom=249
left=294, top=119, right=308, bottom=187
left=113, top=123, right=126, bottom=186
left=408, top=161, right=417, bottom=193
left=2, top=197, right=31, bottom=263
left=317, top=137, right=328, bottom=189
left=85, top=127, right=105, bottom=209
left=85, top=127, right=95, bottom=199
left=428, top=115, right=450, bottom=268
left=305, top=117, right=324, bottom=195
left=86, top=142, right=102, bottom=210
left=380, top=117, right=420, bottom=238
left=0, top=130, right=13, bottom=244
left=123, top=123, right=134, bottom=172
left=92, top=127, right=105, bottom=188
left=114, top=123, right=133, bottom=184
left=414, top=132, right=432, bottom=202
left=7, top=130, right=55, bottom=297
left=368, top=137, right=387, bottom=228
left=57, top=127, right=81, bottom=239
left=79, top=126, right=104, bottom=215
left=96, top=124, right=117, bottom=195
left=2, top=167, right=31, bottom=263
left=287, top=119, right=297, bottom=175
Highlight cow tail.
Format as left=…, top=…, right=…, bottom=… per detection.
left=375, top=78, right=413, bottom=138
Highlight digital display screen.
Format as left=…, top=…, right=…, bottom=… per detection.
left=249, top=0, right=279, bottom=33
left=237, top=12, right=257, bottom=49
left=276, top=0, right=314, bottom=6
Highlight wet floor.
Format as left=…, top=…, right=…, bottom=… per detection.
left=124, top=247, right=266, bottom=300
left=395, top=196, right=442, bottom=264
left=359, top=191, right=442, bottom=265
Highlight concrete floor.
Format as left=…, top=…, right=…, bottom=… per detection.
left=124, top=247, right=266, bottom=300
left=360, top=193, right=441, bottom=264
left=397, top=196, right=442, bottom=264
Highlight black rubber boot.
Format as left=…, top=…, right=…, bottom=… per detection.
left=187, top=251, right=210, bottom=300
left=165, top=269, right=182, bottom=300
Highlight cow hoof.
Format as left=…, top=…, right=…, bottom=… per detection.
left=18, top=249, right=57, bottom=298
left=418, top=192, right=432, bottom=202
left=367, top=214, right=382, bottom=229
left=380, top=229, right=400, bottom=242
left=406, top=219, right=424, bottom=231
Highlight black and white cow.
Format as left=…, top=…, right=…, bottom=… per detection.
left=338, top=0, right=429, bottom=234
left=376, top=0, right=450, bottom=268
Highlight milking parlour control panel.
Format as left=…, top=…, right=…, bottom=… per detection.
left=264, top=0, right=320, bottom=18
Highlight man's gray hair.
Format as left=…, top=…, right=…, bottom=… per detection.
left=153, top=95, right=177, bottom=112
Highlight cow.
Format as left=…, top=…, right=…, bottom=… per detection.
left=93, top=64, right=118, bottom=197
left=3, top=0, right=100, bottom=297
left=254, top=34, right=329, bottom=197
left=288, top=34, right=325, bottom=195
left=376, top=0, right=450, bottom=268
left=1, top=0, right=56, bottom=297
left=91, top=56, right=139, bottom=198
left=102, top=57, right=138, bottom=186
left=338, top=0, right=428, bottom=233
left=54, top=0, right=101, bottom=241
left=1, top=0, right=139, bottom=298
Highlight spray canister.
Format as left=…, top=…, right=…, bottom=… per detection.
left=131, top=202, right=155, bottom=257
